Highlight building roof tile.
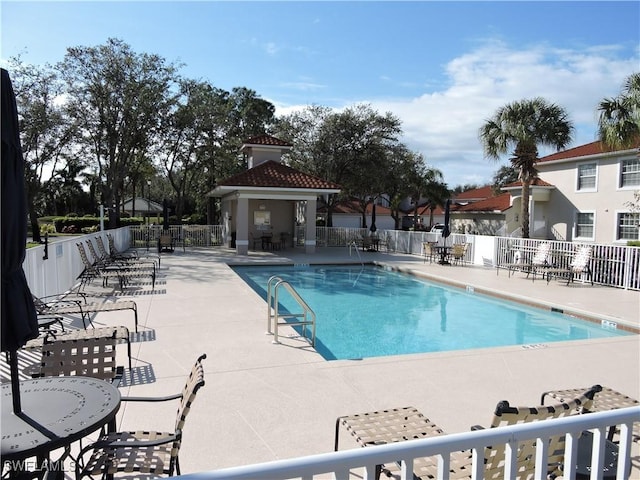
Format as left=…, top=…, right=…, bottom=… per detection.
left=319, top=199, right=392, bottom=215
left=456, top=192, right=512, bottom=212
left=503, top=178, right=555, bottom=188
left=538, top=140, right=610, bottom=163
left=454, top=185, right=495, bottom=201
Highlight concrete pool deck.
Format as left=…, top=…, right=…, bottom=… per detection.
left=13, top=246, right=640, bottom=476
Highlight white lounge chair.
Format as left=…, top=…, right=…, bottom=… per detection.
left=499, top=242, right=551, bottom=280
left=545, top=245, right=593, bottom=285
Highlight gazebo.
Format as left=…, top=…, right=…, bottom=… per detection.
left=206, top=135, right=341, bottom=255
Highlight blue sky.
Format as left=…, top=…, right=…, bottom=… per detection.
left=2, top=1, right=639, bottom=188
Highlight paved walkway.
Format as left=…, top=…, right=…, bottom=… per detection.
left=17, top=246, right=640, bottom=476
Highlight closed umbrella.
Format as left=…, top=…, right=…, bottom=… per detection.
left=369, top=201, right=377, bottom=233
left=442, top=199, right=451, bottom=241
left=1, top=68, right=39, bottom=413
left=438, top=199, right=452, bottom=264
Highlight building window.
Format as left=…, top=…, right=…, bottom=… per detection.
left=617, top=212, right=640, bottom=241
left=620, top=158, right=640, bottom=188
left=577, top=163, right=597, bottom=191
left=575, top=212, right=594, bottom=239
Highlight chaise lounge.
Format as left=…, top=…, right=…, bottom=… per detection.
left=545, top=245, right=593, bottom=285
left=498, top=242, right=551, bottom=280
left=335, top=385, right=606, bottom=479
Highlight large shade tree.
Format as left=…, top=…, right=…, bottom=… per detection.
left=7, top=58, right=76, bottom=242
left=276, top=103, right=404, bottom=227
left=479, top=97, right=574, bottom=238
left=598, top=72, right=640, bottom=150
left=58, top=38, right=178, bottom=228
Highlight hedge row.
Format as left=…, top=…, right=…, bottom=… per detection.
left=50, top=216, right=144, bottom=234
left=44, top=215, right=205, bottom=234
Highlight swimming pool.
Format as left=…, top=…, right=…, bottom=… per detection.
left=232, top=264, right=631, bottom=360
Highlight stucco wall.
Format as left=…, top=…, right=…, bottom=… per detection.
left=537, top=150, right=637, bottom=244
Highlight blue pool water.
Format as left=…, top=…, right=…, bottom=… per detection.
left=232, top=264, right=631, bottom=360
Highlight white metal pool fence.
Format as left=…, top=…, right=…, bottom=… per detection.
left=23, top=226, right=640, bottom=298
left=176, top=406, right=639, bottom=480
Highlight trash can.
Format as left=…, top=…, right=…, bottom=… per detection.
left=230, top=232, right=236, bottom=248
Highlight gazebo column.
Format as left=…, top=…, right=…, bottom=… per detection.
left=236, top=197, right=249, bottom=255
left=304, top=198, right=316, bottom=254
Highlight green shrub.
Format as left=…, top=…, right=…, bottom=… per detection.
left=54, top=216, right=99, bottom=232
left=40, top=223, right=57, bottom=234
left=627, top=240, right=640, bottom=247
left=120, top=217, right=144, bottom=226
left=81, top=225, right=99, bottom=234
left=182, top=214, right=205, bottom=224
left=51, top=215, right=144, bottom=232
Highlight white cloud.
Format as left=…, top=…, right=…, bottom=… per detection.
left=279, top=77, right=326, bottom=92
left=273, top=40, right=637, bottom=187
left=264, top=42, right=279, bottom=56
left=366, top=40, right=639, bottom=187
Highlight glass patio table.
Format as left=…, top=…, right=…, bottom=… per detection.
left=2, top=376, right=121, bottom=476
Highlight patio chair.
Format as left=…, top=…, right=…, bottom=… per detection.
left=422, top=241, right=437, bottom=263
left=335, top=385, right=603, bottom=480
left=378, top=232, right=393, bottom=252
left=451, top=242, right=468, bottom=266
left=77, top=242, right=156, bottom=290
left=87, top=238, right=156, bottom=274
left=107, top=233, right=161, bottom=267
left=31, top=335, right=124, bottom=385
left=545, top=245, right=594, bottom=285
left=360, top=236, right=375, bottom=252
left=76, top=354, right=206, bottom=479
left=33, top=292, right=140, bottom=333
left=541, top=385, right=640, bottom=444
left=26, top=324, right=132, bottom=370
left=249, top=232, right=262, bottom=249
left=158, top=232, right=175, bottom=253
left=499, top=242, right=551, bottom=280
left=96, top=235, right=158, bottom=269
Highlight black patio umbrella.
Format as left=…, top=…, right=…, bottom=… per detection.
left=1, top=68, right=39, bottom=414
left=162, top=199, right=170, bottom=231
left=442, top=199, right=452, bottom=242
left=369, top=201, right=377, bottom=233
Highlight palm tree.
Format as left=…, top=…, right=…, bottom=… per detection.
left=598, top=72, right=640, bottom=150
left=408, top=164, right=448, bottom=229
left=479, top=97, right=573, bottom=238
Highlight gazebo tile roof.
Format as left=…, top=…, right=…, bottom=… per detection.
left=243, top=135, right=292, bottom=147
left=218, top=160, right=341, bottom=190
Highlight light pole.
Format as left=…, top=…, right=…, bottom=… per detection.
left=146, top=180, right=152, bottom=251
left=146, top=180, right=151, bottom=225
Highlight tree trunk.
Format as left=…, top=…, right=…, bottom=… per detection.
left=131, top=184, right=136, bottom=217
left=521, top=180, right=531, bottom=238
left=29, top=206, right=41, bottom=243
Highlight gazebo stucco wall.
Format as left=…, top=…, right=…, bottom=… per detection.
left=207, top=135, right=341, bottom=255
left=219, top=189, right=322, bottom=255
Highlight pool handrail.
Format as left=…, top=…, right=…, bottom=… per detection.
left=266, top=275, right=316, bottom=347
